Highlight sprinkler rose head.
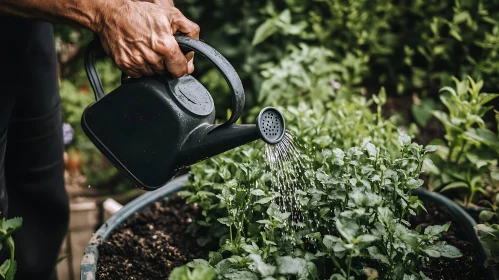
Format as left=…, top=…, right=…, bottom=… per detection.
left=256, top=107, right=286, bottom=145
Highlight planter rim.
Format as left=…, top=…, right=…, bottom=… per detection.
left=80, top=179, right=497, bottom=280
left=80, top=174, right=188, bottom=280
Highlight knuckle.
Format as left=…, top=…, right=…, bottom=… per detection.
left=161, top=38, right=178, bottom=56
left=171, top=7, right=182, bottom=15
left=191, top=23, right=200, bottom=35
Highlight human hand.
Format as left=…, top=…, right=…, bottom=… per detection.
left=96, top=0, right=200, bottom=78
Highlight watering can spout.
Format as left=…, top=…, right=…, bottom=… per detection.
left=177, top=107, right=285, bottom=167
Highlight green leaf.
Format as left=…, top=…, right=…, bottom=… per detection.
left=450, top=29, right=462, bottom=41
left=330, top=274, right=347, bottom=280
left=251, top=189, right=266, bottom=196
left=257, top=219, right=272, bottom=225
left=464, top=128, right=499, bottom=149
left=191, top=265, right=216, bottom=280
left=399, top=232, right=419, bottom=248
left=424, top=222, right=451, bottom=236
left=355, top=234, right=377, bottom=243
left=424, top=145, right=438, bottom=153
left=0, top=260, right=9, bottom=278
left=177, top=191, right=194, bottom=198
left=406, top=178, right=424, bottom=189
left=188, top=259, right=211, bottom=268
left=208, top=252, right=223, bottom=266
left=479, top=211, right=496, bottom=222
left=412, top=100, right=436, bottom=127
left=323, top=235, right=339, bottom=250
left=217, top=217, right=233, bottom=226
left=243, top=242, right=260, bottom=255
left=365, top=143, right=377, bottom=157
left=252, top=19, right=278, bottom=46
left=424, top=248, right=441, bottom=258
left=223, top=270, right=258, bottom=280
left=255, top=197, right=274, bottom=205
left=491, top=171, right=499, bottom=181
left=378, top=87, right=387, bottom=105
left=5, top=260, right=16, bottom=280
left=477, top=93, right=499, bottom=106
left=2, top=217, right=22, bottom=232
left=276, top=256, right=306, bottom=275
left=440, top=182, right=468, bottom=193
left=214, top=259, right=233, bottom=275
left=249, top=254, right=276, bottom=277
left=219, top=168, right=232, bottom=181
left=367, top=246, right=390, bottom=265
left=398, top=134, right=411, bottom=147
left=335, top=219, right=358, bottom=242
left=453, top=11, right=469, bottom=23
left=476, top=223, right=498, bottom=234
left=435, top=244, right=463, bottom=258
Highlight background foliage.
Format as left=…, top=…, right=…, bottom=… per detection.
left=53, top=0, right=498, bottom=203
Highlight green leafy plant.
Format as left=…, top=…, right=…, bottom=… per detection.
left=0, top=217, right=22, bottom=280
left=169, top=262, right=217, bottom=280
left=174, top=90, right=461, bottom=279
left=475, top=222, right=499, bottom=268
left=426, top=76, right=499, bottom=206
left=250, top=0, right=499, bottom=99
left=475, top=193, right=499, bottom=269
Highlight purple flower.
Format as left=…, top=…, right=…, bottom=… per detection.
left=63, top=123, right=74, bottom=145
left=330, top=78, right=341, bottom=90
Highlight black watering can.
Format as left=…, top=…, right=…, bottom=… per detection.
left=81, top=36, right=285, bottom=191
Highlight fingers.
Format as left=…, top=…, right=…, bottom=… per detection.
left=169, top=7, right=200, bottom=39
left=138, top=43, right=166, bottom=75
left=170, top=10, right=199, bottom=75
left=102, top=2, right=198, bottom=78
left=156, top=36, right=189, bottom=78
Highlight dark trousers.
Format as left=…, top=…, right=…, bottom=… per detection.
left=0, top=17, right=70, bottom=280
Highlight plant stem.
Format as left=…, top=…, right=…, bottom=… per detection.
left=447, top=142, right=456, bottom=162
left=453, top=143, right=466, bottom=164
left=468, top=187, right=476, bottom=207
left=330, top=255, right=343, bottom=274
left=229, top=225, right=233, bottom=244
left=346, top=251, right=353, bottom=279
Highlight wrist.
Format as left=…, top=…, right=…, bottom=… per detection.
left=79, top=0, right=127, bottom=34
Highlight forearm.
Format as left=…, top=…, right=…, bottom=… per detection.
left=0, top=0, right=122, bottom=32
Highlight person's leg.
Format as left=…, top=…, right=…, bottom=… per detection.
left=0, top=96, right=14, bottom=220
left=0, top=16, right=69, bottom=280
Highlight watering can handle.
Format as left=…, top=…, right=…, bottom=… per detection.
left=84, top=35, right=245, bottom=127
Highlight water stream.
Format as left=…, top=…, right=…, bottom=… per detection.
left=264, top=131, right=315, bottom=234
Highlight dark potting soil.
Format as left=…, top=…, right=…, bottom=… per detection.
left=412, top=196, right=487, bottom=280
left=95, top=192, right=488, bottom=280
left=96, top=195, right=207, bottom=280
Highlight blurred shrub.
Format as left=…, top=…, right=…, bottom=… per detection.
left=52, top=0, right=499, bottom=192
left=178, top=0, right=499, bottom=113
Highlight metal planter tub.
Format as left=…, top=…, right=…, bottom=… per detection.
left=80, top=176, right=498, bottom=279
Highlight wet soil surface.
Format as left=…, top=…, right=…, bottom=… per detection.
left=96, top=193, right=489, bottom=279
left=412, top=196, right=487, bottom=280
left=96, top=195, right=207, bottom=280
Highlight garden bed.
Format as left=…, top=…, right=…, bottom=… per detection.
left=93, top=189, right=491, bottom=280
